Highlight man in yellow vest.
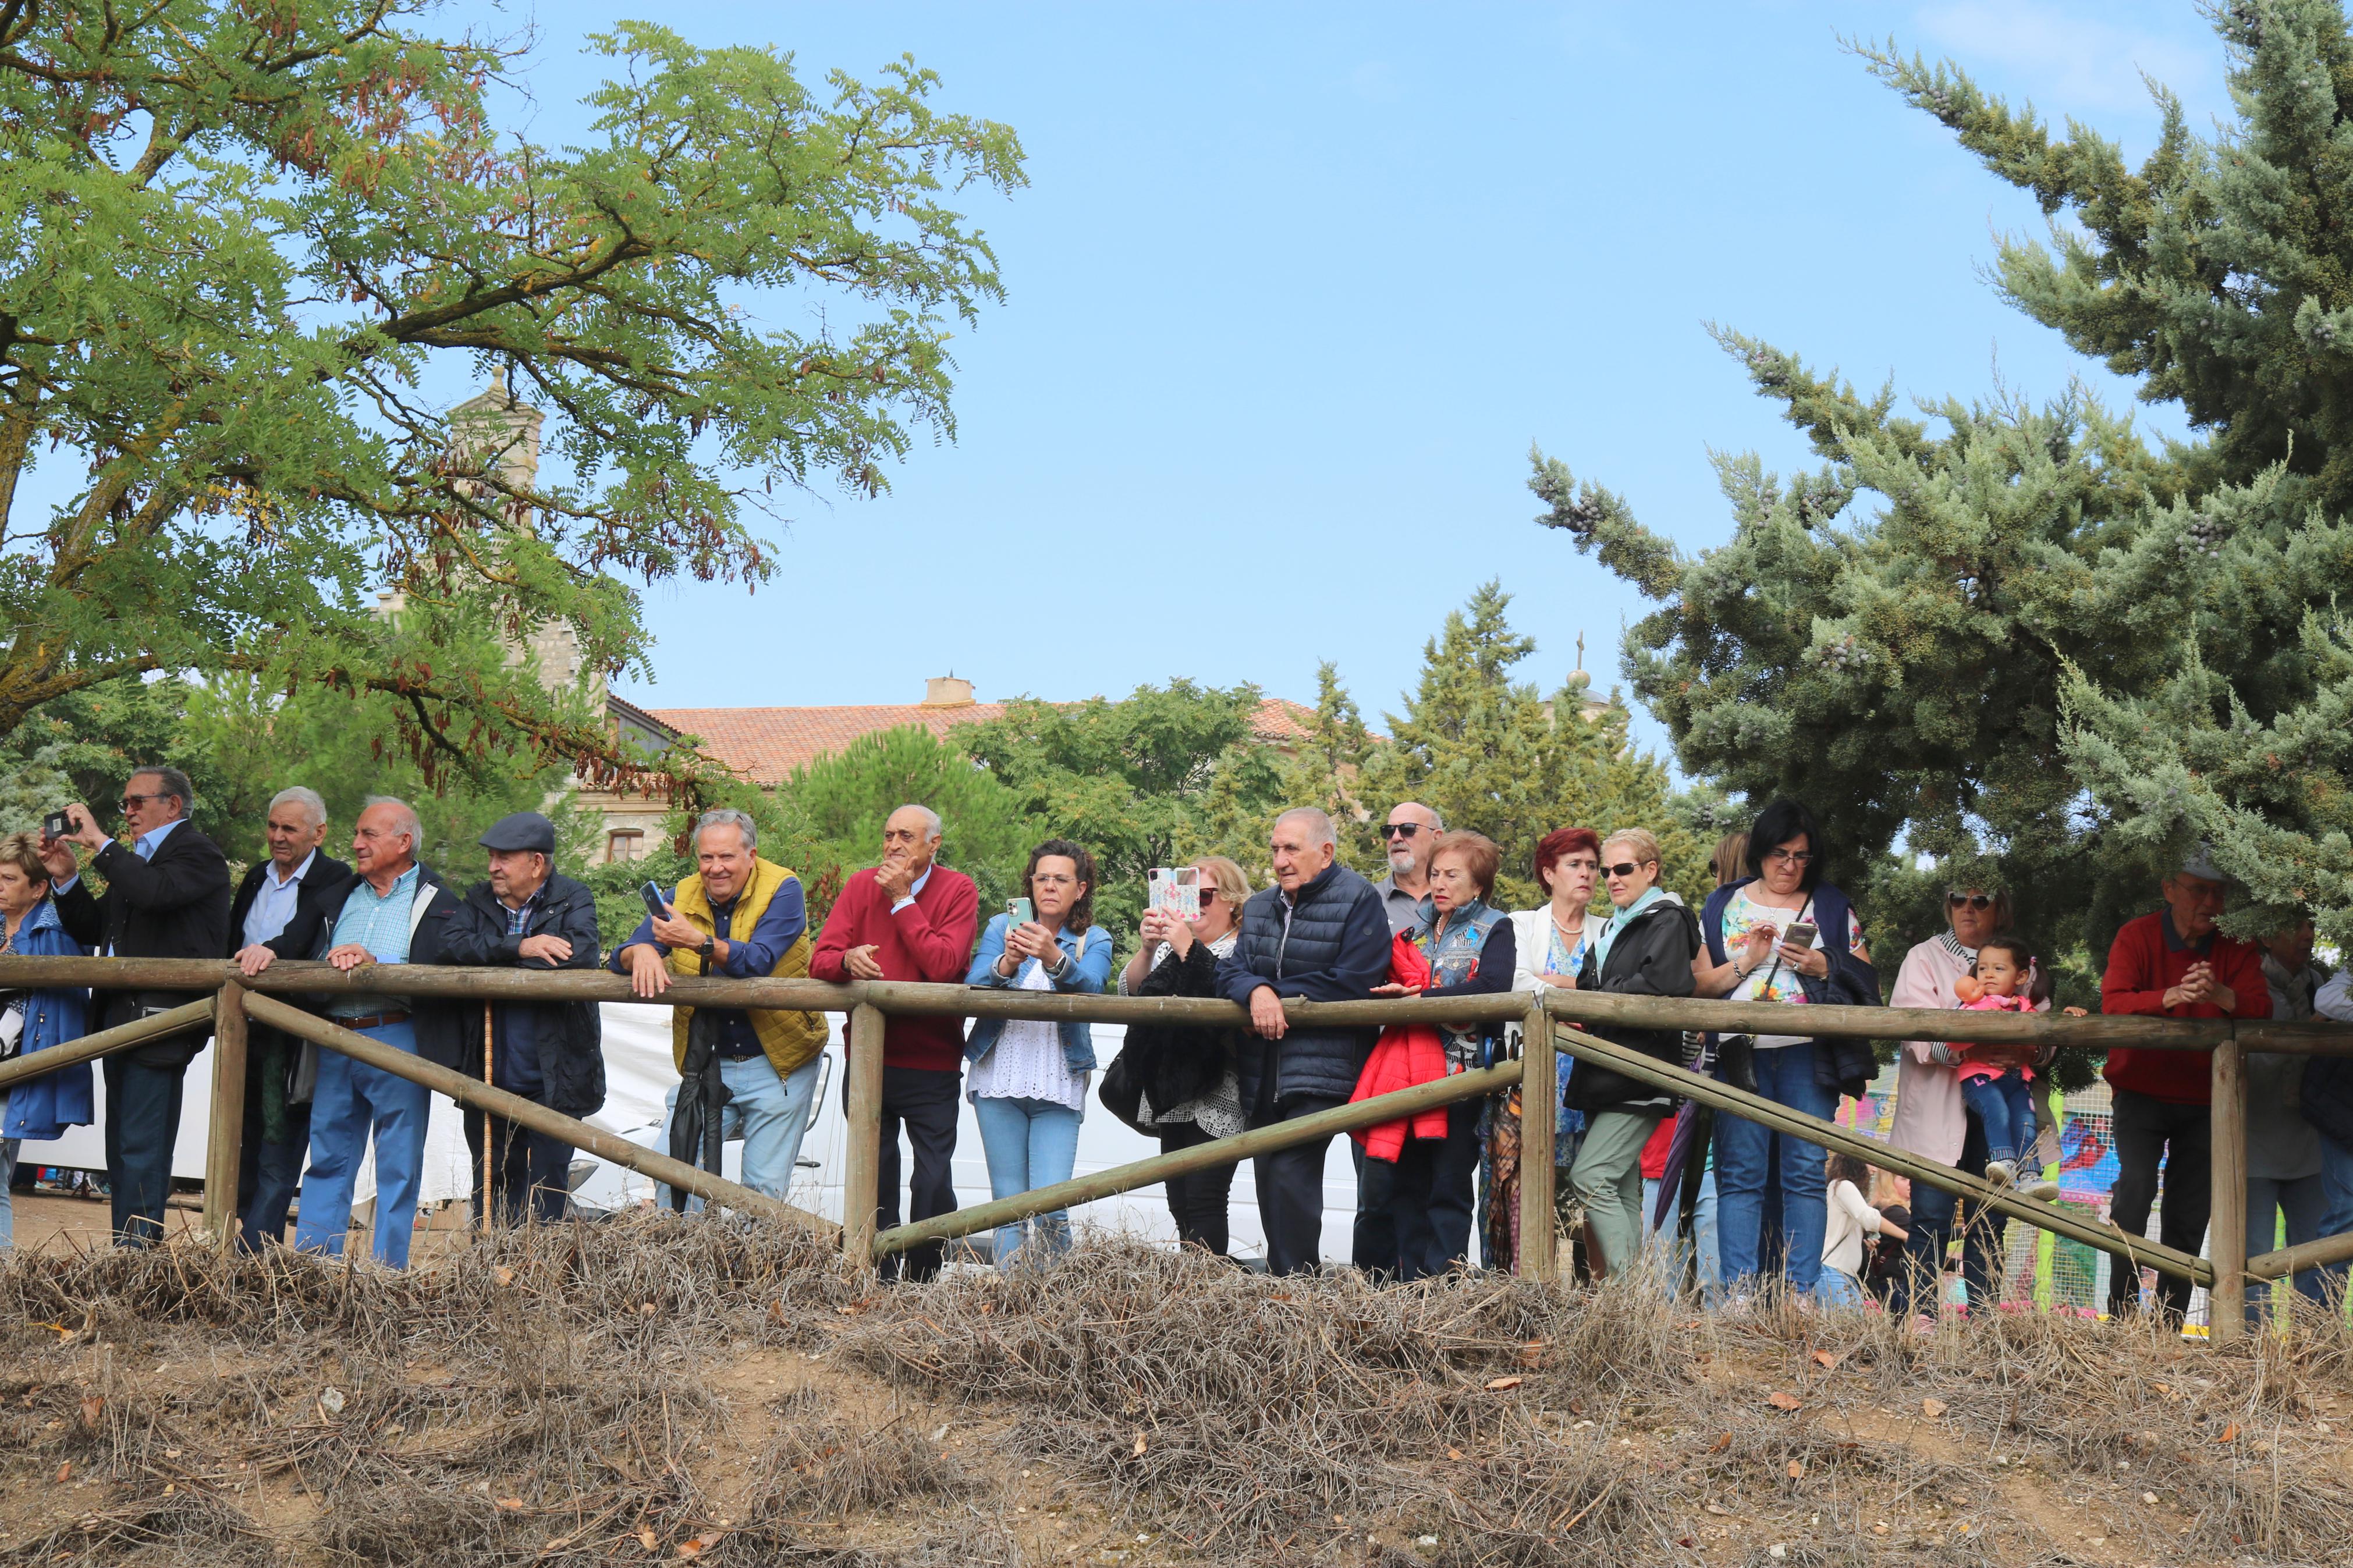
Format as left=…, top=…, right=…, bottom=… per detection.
left=612, top=809, right=827, bottom=1206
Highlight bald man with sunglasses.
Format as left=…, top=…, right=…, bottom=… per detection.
left=1371, top=802, right=1443, bottom=936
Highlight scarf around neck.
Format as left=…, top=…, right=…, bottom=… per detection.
left=1593, top=885, right=1667, bottom=973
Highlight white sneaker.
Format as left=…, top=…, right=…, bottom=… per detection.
left=2024, top=1176, right=2060, bottom=1201
left=1983, top=1159, right=2017, bottom=1189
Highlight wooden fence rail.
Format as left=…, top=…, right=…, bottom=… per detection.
left=3, top=955, right=2351, bottom=1345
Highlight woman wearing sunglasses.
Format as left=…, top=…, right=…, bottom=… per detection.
left=1885, top=877, right=2047, bottom=1322
left=1692, top=798, right=1881, bottom=1305
left=1107, top=856, right=1254, bottom=1256
left=1564, top=829, right=1700, bottom=1279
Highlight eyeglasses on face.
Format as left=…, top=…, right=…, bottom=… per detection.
left=1762, top=848, right=1815, bottom=866
left=1379, top=823, right=1424, bottom=840
left=1195, top=888, right=1217, bottom=905
left=1602, top=861, right=1648, bottom=879
left=119, top=792, right=168, bottom=812
left=1946, top=892, right=1995, bottom=911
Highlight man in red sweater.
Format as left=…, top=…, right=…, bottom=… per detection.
left=810, top=803, right=979, bottom=1281
left=2099, top=848, right=2271, bottom=1324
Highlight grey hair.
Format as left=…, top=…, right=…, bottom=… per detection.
left=1275, top=806, right=1337, bottom=848
left=129, top=764, right=194, bottom=816
left=694, top=808, right=759, bottom=852
left=268, top=786, right=328, bottom=829
left=893, top=803, right=943, bottom=841
left=361, top=795, right=423, bottom=849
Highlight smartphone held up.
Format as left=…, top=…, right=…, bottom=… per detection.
left=1147, top=867, right=1201, bottom=923
left=1006, top=897, right=1035, bottom=929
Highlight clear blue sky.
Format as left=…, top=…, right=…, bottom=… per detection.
left=457, top=1, right=2231, bottom=759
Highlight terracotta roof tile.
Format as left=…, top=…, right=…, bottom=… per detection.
left=646, top=695, right=1329, bottom=786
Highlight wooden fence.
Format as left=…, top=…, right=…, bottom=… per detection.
left=0, top=954, right=2347, bottom=1346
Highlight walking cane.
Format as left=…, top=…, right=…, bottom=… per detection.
left=480, top=1000, right=494, bottom=1232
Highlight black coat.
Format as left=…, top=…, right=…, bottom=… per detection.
left=1102, top=940, right=1239, bottom=1135
left=52, top=821, right=233, bottom=1062
left=443, top=874, right=606, bottom=1119
left=1568, top=896, right=1702, bottom=1113
left=228, top=852, right=356, bottom=1131
left=1216, top=862, right=1393, bottom=1110
left=228, top=852, right=355, bottom=960
left=269, top=864, right=470, bottom=1071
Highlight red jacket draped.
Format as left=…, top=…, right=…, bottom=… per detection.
left=1349, top=931, right=1451, bottom=1162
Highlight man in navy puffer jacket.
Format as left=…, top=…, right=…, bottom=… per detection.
left=1217, top=807, right=1392, bottom=1274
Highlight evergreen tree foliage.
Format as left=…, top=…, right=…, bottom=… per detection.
left=0, top=3, right=1023, bottom=804
left=1532, top=0, right=2353, bottom=955
left=1346, top=584, right=1709, bottom=911
left=960, top=682, right=1286, bottom=945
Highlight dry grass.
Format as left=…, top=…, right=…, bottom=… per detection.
left=0, top=1221, right=2348, bottom=1566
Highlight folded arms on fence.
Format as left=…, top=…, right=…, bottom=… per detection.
left=0, top=955, right=2346, bottom=1343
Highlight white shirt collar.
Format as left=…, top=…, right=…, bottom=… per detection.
left=267, top=849, right=318, bottom=889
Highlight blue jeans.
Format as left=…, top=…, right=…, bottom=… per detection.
left=1900, top=1111, right=2007, bottom=1315
left=0, top=1134, right=17, bottom=1248
left=1717, top=1044, right=1837, bottom=1293
left=1960, top=1072, right=2038, bottom=1165
left=972, top=1094, right=1082, bottom=1270
left=2319, top=1132, right=2353, bottom=1300
left=1643, top=1166, right=1723, bottom=1302
left=2248, top=1171, right=2330, bottom=1323
left=294, top=1021, right=431, bottom=1268
left=1813, top=1267, right=1866, bottom=1307
left=660, top=1053, right=823, bottom=1211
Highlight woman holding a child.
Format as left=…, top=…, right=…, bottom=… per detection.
left=1886, top=880, right=2050, bottom=1321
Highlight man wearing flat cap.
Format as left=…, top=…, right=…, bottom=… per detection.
left=444, top=812, right=605, bottom=1225
left=2099, top=844, right=2272, bottom=1322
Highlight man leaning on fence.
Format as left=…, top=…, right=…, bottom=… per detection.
left=2099, top=845, right=2270, bottom=1323
left=243, top=797, right=465, bottom=1268
left=810, top=804, right=979, bottom=1282
left=1217, top=806, right=1392, bottom=1275
left=38, top=765, right=232, bottom=1247
left=226, top=786, right=352, bottom=1250
left=615, top=809, right=827, bottom=1212
left=446, top=812, right=605, bottom=1226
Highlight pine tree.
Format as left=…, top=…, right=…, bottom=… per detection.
left=1533, top=0, right=2353, bottom=955
left=1351, top=584, right=1710, bottom=911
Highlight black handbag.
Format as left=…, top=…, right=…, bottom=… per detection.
left=1098, top=1046, right=1148, bottom=1136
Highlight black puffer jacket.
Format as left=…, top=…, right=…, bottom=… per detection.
left=1568, top=894, right=1702, bottom=1113
left=1216, top=862, right=1392, bottom=1109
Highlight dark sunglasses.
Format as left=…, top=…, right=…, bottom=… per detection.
left=1379, top=823, right=1424, bottom=840
left=1196, top=888, right=1216, bottom=905
left=1602, top=861, right=1646, bottom=879
left=118, top=792, right=168, bottom=813
left=1946, top=892, right=1996, bottom=911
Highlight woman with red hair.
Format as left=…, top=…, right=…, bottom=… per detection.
left=1471, top=827, right=1603, bottom=1271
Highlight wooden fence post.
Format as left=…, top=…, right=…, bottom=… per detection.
left=200, top=979, right=248, bottom=1251
left=842, top=1003, right=885, bottom=1275
left=1518, top=1003, right=1557, bottom=1282
left=2209, top=1036, right=2248, bottom=1343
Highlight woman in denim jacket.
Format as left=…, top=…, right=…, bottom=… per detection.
left=964, top=838, right=1113, bottom=1268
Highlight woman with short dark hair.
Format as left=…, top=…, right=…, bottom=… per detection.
left=1692, top=799, right=1880, bottom=1303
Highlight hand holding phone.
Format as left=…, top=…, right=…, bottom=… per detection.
left=638, top=880, right=669, bottom=921
left=42, top=810, right=71, bottom=842
left=1783, top=920, right=1818, bottom=951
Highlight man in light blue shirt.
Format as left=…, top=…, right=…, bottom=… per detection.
left=243, top=796, right=462, bottom=1268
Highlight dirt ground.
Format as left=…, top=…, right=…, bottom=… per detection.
left=0, top=1221, right=2348, bottom=1567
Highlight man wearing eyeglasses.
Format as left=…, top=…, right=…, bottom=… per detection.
left=37, top=766, right=232, bottom=1246
left=1371, top=803, right=1444, bottom=936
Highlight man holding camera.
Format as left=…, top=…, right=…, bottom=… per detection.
left=226, top=786, right=352, bottom=1249
left=446, top=812, right=604, bottom=1226
left=612, top=809, right=825, bottom=1210
left=810, top=804, right=979, bottom=1281
left=39, top=766, right=233, bottom=1246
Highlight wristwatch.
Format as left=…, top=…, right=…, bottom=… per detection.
left=698, top=937, right=716, bottom=962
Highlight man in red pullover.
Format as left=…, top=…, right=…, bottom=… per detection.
left=2099, top=848, right=2270, bottom=1324
left=810, top=803, right=979, bottom=1281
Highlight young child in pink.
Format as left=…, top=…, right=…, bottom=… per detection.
left=1950, top=937, right=2081, bottom=1201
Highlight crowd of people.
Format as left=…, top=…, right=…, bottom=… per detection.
left=0, top=766, right=2347, bottom=1326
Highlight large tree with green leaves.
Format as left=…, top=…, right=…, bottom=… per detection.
left=1533, top=0, right=2353, bottom=957
left=0, top=2, right=1021, bottom=800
